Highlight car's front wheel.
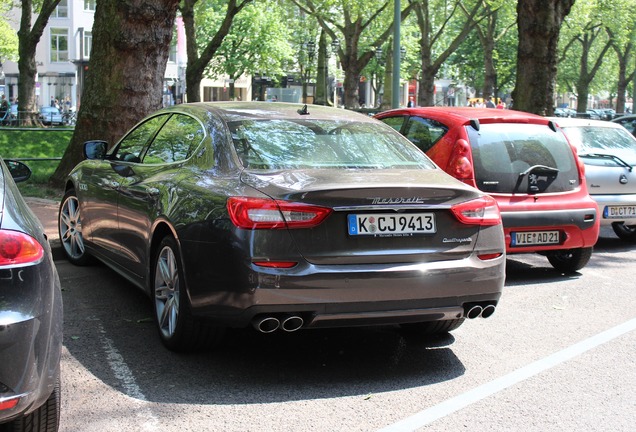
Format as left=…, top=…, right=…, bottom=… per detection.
left=58, top=189, right=91, bottom=266
left=546, top=247, right=593, bottom=273
left=611, top=222, right=636, bottom=242
left=152, top=236, right=224, bottom=352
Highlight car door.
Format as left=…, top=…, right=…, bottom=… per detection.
left=115, top=113, right=206, bottom=277
left=84, top=115, right=170, bottom=265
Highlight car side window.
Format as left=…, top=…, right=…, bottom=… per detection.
left=378, top=116, right=407, bottom=133
left=143, top=114, right=205, bottom=164
left=404, top=117, right=448, bottom=153
left=114, top=115, right=169, bottom=163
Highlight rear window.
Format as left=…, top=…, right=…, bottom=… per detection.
left=228, top=119, right=436, bottom=170
left=467, top=123, right=580, bottom=194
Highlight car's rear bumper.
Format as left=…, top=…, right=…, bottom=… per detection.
left=187, top=253, right=505, bottom=328
left=0, top=263, right=62, bottom=424
left=590, top=193, right=636, bottom=226
left=501, top=207, right=599, bottom=253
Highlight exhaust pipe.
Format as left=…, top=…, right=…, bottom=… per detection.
left=465, top=305, right=483, bottom=319
left=281, top=315, right=304, bottom=332
left=480, top=304, right=496, bottom=319
left=252, top=316, right=280, bottom=333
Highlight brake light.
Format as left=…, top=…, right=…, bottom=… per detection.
left=447, top=139, right=474, bottom=181
left=451, top=196, right=501, bottom=226
left=0, top=230, right=44, bottom=266
left=227, top=197, right=332, bottom=229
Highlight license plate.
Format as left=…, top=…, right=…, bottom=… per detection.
left=603, top=205, right=636, bottom=219
left=348, top=213, right=436, bottom=237
left=511, top=231, right=560, bottom=246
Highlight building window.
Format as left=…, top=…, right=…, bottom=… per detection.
left=54, top=0, right=68, bottom=18
left=84, top=0, right=96, bottom=11
left=84, top=32, right=92, bottom=58
left=168, top=40, right=177, bottom=63
left=50, top=28, right=69, bottom=63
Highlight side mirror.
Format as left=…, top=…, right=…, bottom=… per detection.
left=84, top=140, right=108, bottom=160
left=5, top=160, right=32, bottom=183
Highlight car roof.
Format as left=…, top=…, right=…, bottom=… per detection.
left=375, top=107, right=551, bottom=126
left=612, top=114, right=636, bottom=123
left=162, top=101, right=379, bottom=124
left=547, top=117, right=625, bottom=129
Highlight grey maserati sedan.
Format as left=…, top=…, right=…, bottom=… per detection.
left=58, top=102, right=505, bottom=352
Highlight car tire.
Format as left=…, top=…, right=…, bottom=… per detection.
left=611, top=222, right=636, bottom=242
left=152, top=236, right=225, bottom=352
left=400, top=318, right=465, bottom=335
left=58, top=189, right=92, bottom=266
left=7, top=377, right=61, bottom=432
left=546, top=247, right=593, bottom=273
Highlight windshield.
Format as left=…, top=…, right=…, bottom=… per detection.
left=228, top=119, right=437, bottom=170
left=561, top=125, right=636, bottom=153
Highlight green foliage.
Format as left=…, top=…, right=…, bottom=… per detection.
left=198, top=1, right=292, bottom=79
left=0, top=129, right=71, bottom=198
left=0, top=0, right=18, bottom=60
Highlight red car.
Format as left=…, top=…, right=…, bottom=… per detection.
left=375, top=107, right=600, bottom=273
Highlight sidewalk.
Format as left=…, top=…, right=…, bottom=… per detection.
left=25, top=197, right=63, bottom=258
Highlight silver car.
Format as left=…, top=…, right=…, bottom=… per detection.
left=551, top=117, right=636, bottom=241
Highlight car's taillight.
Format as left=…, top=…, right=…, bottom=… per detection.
left=0, top=230, right=44, bottom=266
left=227, top=197, right=332, bottom=229
left=0, top=396, right=20, bottom=411
left=447, top=139, right=474, bottom=181
left=451, top=196, right=501, bottom=226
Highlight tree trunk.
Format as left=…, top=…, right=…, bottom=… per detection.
left=16, top=0, right=62, bottom=125
left=181, top=0, right=252, bottom=103
left=314, top=30, right=328, bottom=106
left=50, top=0, right=179, bottom=186
left=512, top=0, right=574, bottom=115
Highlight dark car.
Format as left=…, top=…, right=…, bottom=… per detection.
left=375, top=107, right=600, bottom=273
left=611, top=114, right=636, bottom=137
left=58, top=102, right=505, bottom=352
left=550, top=117, right=636, bottom=241
left=0, top=160, right=62, bottom=431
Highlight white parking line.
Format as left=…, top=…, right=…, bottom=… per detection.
left=378, top=318, right=636, bottom=432
left=98, top=323, right=160, bottom=431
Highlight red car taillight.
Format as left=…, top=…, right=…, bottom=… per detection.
left=0, top=230, right=44, bottom=266
left=451, top=196, right=501, bottom=226
left=227, top=197, right=332, bottom=229
left=447, top=139, right=474, bottom=181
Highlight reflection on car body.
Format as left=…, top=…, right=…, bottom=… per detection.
left=375, top=107, right=600, bottom=273
left=0, top=159, right=63, bottom=431
left=58, top=102, right=506, bottom=352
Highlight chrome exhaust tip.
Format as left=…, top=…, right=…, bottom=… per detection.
left=480, top=304, right=496, bottom=319
left=281, top=315, right=304, bottom=332
left=252, top=316, right=280, bottom=333
left=465, top=305, right=483, bottom=319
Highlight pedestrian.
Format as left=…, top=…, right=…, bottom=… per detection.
left=407, top=96, right=415, bottom=108
left=485, top=97, right=496, bottom=108
left=0, top=95, right=9, bottom=124
left=496, top=99, right=505, bottom=109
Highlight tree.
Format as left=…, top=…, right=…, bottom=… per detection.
left=411, top=0, right=492, bottom=107
left=0, top=0, right=18, bottom=61
left=291, top=0, right=414, bottom=109
left=180, top=0, right=252, bottom=102
left=206, top=2, right=292, bottom=100
left=512, top=0, right=575, bottom=115
left=16, top=0, right=62, bottom=125
left=51, top=0, right=179, bottom=185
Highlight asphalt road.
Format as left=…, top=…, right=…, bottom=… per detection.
left=27, top=198, right=636, bottom=432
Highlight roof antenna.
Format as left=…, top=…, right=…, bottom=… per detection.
left=297, top=104, right=310, bottom=115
